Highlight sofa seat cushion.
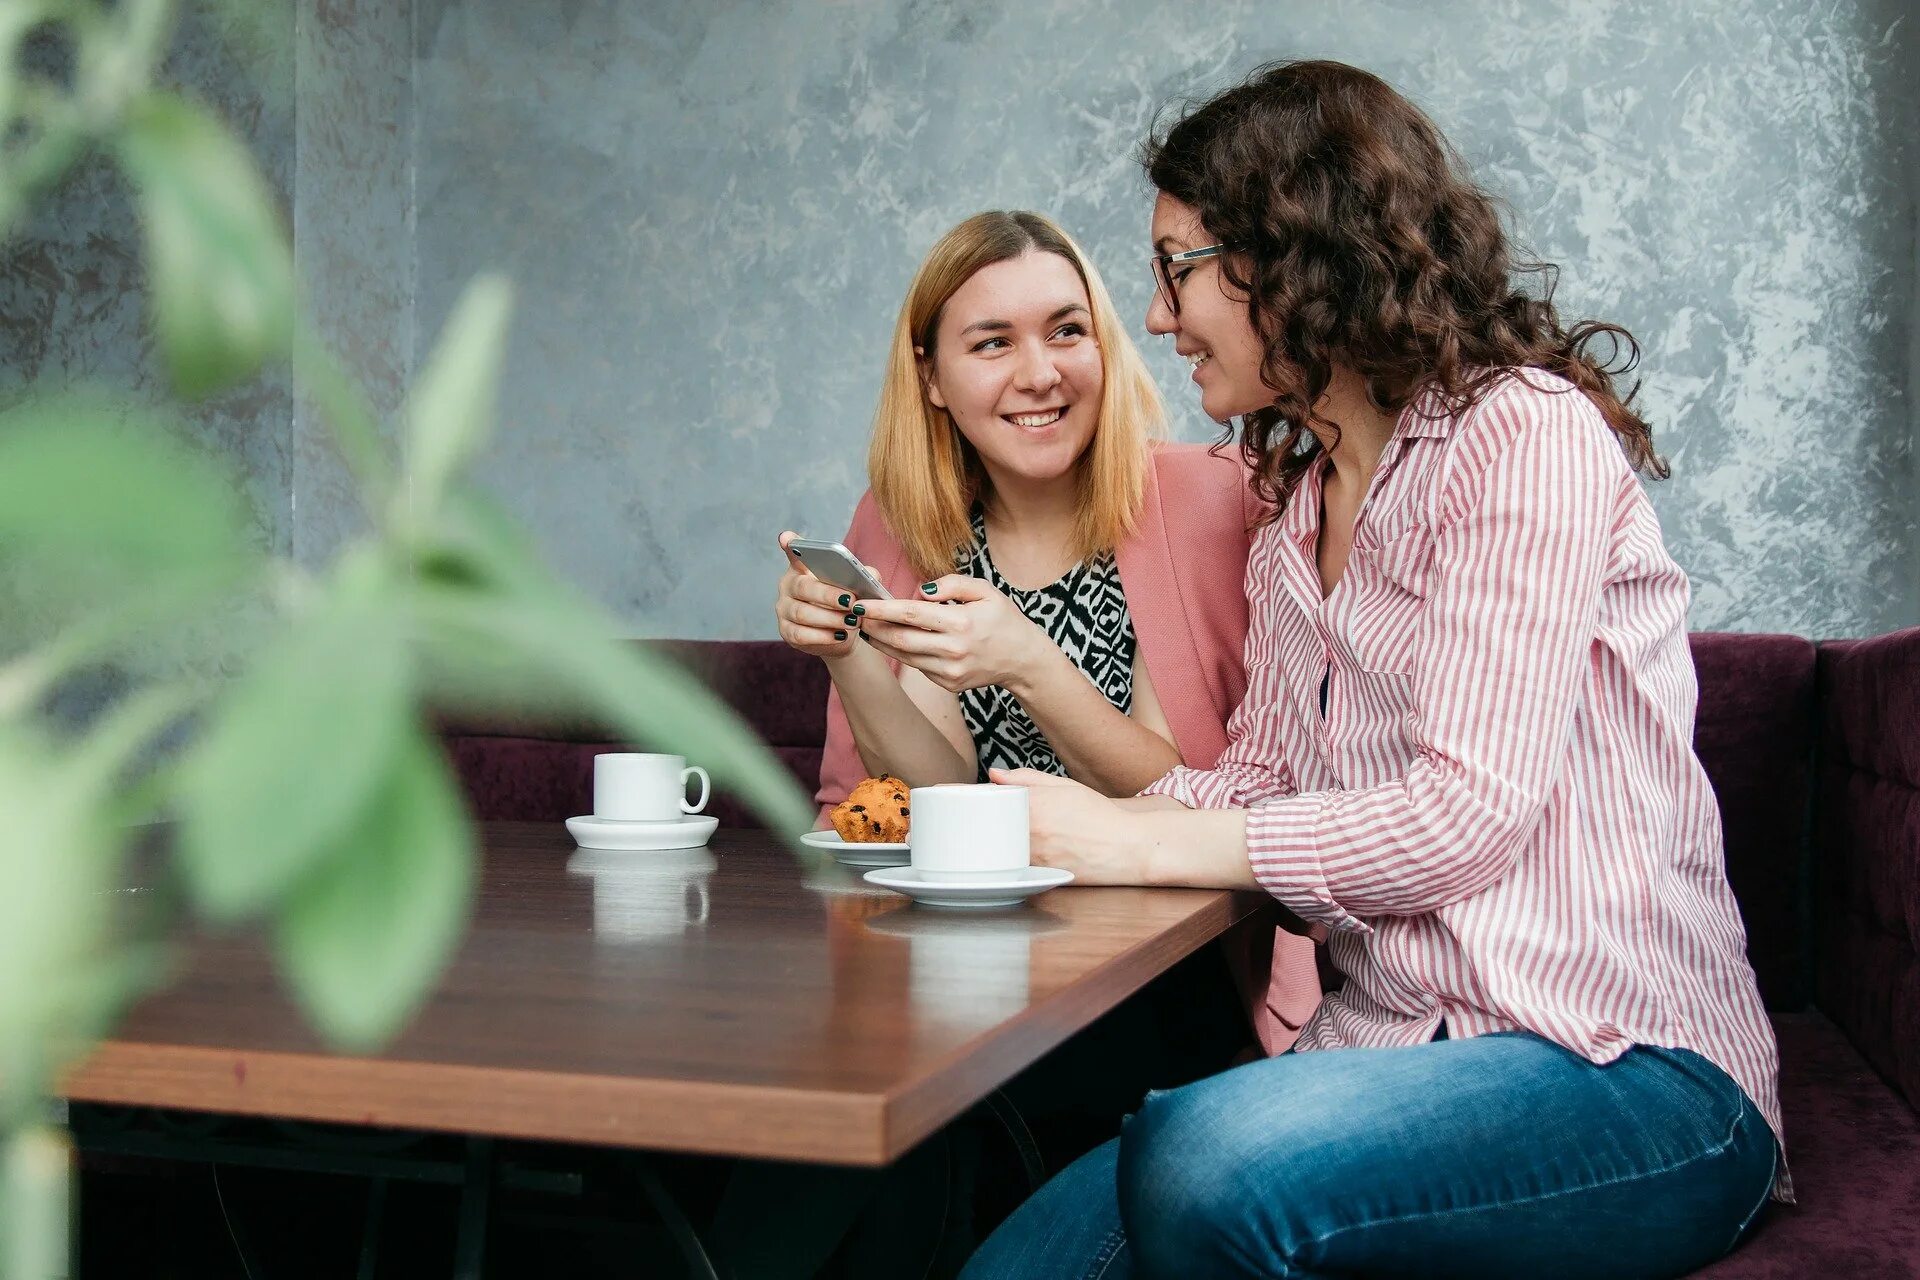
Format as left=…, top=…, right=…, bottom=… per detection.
left=1691, top=1010, right=1920, bottom=1277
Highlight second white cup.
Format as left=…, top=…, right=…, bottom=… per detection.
left=908, top=783, right=1030, bottom=882
left=594, top=752, right=710, bottom=823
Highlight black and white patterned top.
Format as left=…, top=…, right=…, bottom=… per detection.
left=955, top=506, right=1135, bottom=781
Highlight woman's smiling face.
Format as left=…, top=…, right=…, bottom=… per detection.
left=1145, top=191, right=1271, bottom=422
left=922, top=250, right=1105, bottom=486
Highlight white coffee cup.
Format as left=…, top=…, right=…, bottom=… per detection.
left=907, top=783, right=1029, bottom=882
left=594, top=752, right=710, bottom=823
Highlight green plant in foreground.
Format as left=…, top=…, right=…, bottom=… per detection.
left=0, top=3, right=813, bottom=1274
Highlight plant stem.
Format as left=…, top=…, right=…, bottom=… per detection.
left=1, top=1124, right=73, bottom=1280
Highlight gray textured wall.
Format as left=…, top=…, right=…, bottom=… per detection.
left=0, top=7, right=295, bottom=560
left=6, top=0, right=1917, bottom=646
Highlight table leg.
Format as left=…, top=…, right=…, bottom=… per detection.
left=634, top=1154, right=720, bottom=1280
left=356, top=1175, right=387, bottom=1280
left=453, top=1138, right=494, bottom=1280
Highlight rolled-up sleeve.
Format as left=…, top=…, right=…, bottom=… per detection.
left=1245, top=391, right=1621, bottom=931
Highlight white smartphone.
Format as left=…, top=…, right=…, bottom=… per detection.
left=786, top=537, right=894, bottom=600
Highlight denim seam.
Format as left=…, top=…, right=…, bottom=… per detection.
left=1293, top=1093, right=1755, bottom=1261
left=1722, top=1115, right=1778, bottom=1255
left=1084, top=1227, right=1127, bottom=1280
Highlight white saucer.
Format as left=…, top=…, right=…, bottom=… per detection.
left=861, top=865, right=1073, bottom=908
left=800, top=829, right=911, bottom=868
left=566, top=814, right=719, bottom=851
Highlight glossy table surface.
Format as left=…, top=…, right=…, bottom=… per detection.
left=62, top=823, right=1266, bottom=1165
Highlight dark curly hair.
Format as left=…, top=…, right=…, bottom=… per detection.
left=1142, top=60, right=1666, bottom=514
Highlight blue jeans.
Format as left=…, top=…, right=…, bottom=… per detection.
left=960, top=1031, right=1776, bottom=1279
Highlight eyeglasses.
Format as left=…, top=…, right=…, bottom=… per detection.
left=1150, top=243, right=1233, bottom=317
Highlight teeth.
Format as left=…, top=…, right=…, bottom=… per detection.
left=1008, top=410, right=1063, bottom=428
left=1187, top=352, right=1211, bottom=369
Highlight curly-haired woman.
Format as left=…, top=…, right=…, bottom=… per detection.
left=963, top=61, right=1786, bottom=1280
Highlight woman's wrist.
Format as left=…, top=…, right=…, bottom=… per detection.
left=823, top=634, right=887, bottom=686
left=1001, top=621, right=1070, bottom=701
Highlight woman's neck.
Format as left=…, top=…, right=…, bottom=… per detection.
left=1307, top=366, right=1401, bottom=492
left=975, top=461, right=1083, bottom=588
left=977, top=462, right=1081, bottom=544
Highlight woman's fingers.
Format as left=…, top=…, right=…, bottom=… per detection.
left=784, top=596, right=860, bottom=634
left=857, top=598, right=960, bottom=631
left=860, top=616, right=959, bottom=654
left=778, top=530, right=805, bottom=571
left=918, top=574, right=991, bottom=603
left=787, top=571, right=861, bottom=612
left=989, top=767, right=1077, bottom=788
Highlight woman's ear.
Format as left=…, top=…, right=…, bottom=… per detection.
left=915, top=346, right=948, bottom=411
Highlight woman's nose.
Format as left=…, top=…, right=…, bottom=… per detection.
left=1012, top=344, right=1062, bottom=393
left=1145, top=289, right=1177, bottom=336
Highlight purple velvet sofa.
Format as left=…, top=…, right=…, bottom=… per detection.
left=443, top=628, right=1920, bottom=1276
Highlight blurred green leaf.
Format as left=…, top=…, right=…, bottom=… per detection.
left=115, top=91, right=293, bottom=397
left=275, top=728, right=472, bottom=1051
left=405, top=276, right=512, bottom=531
left=190, top=0, right=293, bottom=104
left=0, top=395, right=256, bottom=590
left=417, top=579, right=815, bottom=837
left=293, top=325, right=396, bottom=514
left=177, top=547, right=410, bottom=919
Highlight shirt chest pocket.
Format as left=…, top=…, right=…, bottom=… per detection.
left=1341, top=521, right=1435, bottom=677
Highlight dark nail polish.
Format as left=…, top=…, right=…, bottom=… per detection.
left=852, top=604, right=866, bottom=616
left=838, top=593, right=851, bottom=608
left=834, top=629, right=847, bottom=641
left=921, top=582, right=938, bottom=594
left=860, top=632, right=873, bottom=644
left=844, top=613, right=859, bottom=626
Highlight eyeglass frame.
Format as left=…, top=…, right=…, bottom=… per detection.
left=1150, top=242, right=1237, bottom=316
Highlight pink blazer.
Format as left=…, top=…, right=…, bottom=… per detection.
left=813, top=442, right=1322, bottom=1054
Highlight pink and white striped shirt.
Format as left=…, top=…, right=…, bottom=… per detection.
left=1143, top=368, right=1788, bottom=1197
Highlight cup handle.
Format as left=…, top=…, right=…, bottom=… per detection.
left=681, top=765, right=710, bottom=815
left=686, top=881, right=711, bottom=926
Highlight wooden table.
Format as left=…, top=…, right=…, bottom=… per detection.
left=63, top=823, right=1267, bottom=1167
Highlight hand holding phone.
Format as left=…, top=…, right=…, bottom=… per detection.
left=776, top=531, right=885, bottom=661
left=784, top=537, right=894, bottom=600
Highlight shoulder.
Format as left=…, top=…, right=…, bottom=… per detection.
left=841, top=489, right=917, bottom=588
left=1457, top=368, right=1615, bottom=452
left=1147, top=439, right=1250, bottom=493
left=1145, top=440, right=1271, bottom=534
left=1443, top=368, right=1629, bottom=489
left=843, top=489, right=894, bottom=551
left=1436, top=364, right=1643, bottom=521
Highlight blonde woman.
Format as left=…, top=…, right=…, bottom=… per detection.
left=779, top=213, right=1299, bottom=918
left=745, top=205, right=1316, bottom=1276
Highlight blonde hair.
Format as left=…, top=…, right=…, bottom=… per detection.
left=867, top=211, right=1167, bottom=580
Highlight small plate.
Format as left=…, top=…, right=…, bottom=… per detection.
left=799, top=829, right=911, bottom=868
left=566, top=814, right=718, bottom=852
left=861, top=864, right=1073, bottom=908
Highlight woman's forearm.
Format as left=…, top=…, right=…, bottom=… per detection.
left=825, top=642, right=974, bottom=786
left=1137, top=807, right=1259, bottom=889
left=1006, top=645, right=1184, bottom=796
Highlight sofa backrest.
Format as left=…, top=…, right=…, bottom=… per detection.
left=440, top=632, right=1820, bottom=1009
left=1688, top=633, right=1819, bottom=1010
left=437, top=640, right=829, bottom=831
left=1812, top=626, right=1920, bottom=1115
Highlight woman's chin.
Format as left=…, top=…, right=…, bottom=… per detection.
left=1199, top=385, right=1265, bottom=423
